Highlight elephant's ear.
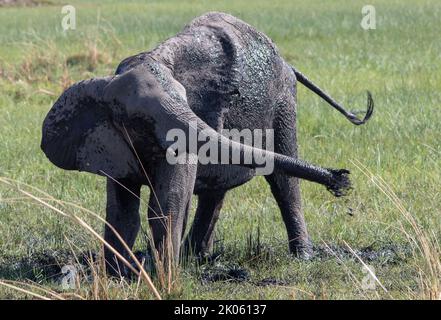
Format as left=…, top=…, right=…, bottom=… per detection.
left=41, top=77, right=141, bottom=179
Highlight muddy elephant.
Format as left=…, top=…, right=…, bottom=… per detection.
left=41, top=12, right=373, bottom=275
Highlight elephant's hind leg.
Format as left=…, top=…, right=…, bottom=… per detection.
left=266, top=97, right=312, bottom=258
left=184, top=190, right=227, bottom=256
left=104, top=178, right=141, bottom=276
left=265, top=173, right=312, bottom=258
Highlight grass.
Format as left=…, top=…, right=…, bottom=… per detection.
left=0, top=0, right=440, bottom=299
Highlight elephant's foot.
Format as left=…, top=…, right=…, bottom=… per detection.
left=183, top=238, right=211, bottom=259
left=105, top=250, right=155, bottom=279
left=290, top=238, right=314, bottom=260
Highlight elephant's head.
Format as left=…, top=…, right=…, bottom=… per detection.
left=41, top=60, right=192, bottom=180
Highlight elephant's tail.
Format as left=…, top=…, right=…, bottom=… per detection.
left=291, top=66, right=374, bottom=125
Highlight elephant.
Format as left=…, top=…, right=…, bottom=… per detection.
left=41, top=12, right=373, bottom=275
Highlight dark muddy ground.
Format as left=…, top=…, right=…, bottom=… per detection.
left=200, top=243, right=411, bottom=284
left=0, top=243, right=412, bottom=286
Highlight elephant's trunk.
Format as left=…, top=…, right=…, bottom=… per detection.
left=164, top=104, right=351, bottom=197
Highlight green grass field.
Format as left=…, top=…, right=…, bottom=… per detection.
left=0, top=0, right=440, bottom=299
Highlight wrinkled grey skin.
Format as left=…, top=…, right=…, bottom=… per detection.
left=41, top=12, right=373, bottom=275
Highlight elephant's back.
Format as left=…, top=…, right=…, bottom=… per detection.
left=184, top=12, right=280, bottom=59
left=178, top=12, right=288, bottom=129
left=184, top=12, right=284, bottom=92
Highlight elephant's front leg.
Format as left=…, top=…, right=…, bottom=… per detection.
left=147, top=155, right=197, bottom=265
left=104, top=178, right=141, bottom=276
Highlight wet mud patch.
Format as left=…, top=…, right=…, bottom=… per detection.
left=0, top=243, right=412, bottom=286
left=199, top=263, right=289, bottom=287
left=312, top=243, right=412, bottom=265
left=198, top=242, right=412, bottom=286
left=201, top=263, right=250, bottom=283
left=0, top=250, right=95, bottom=283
